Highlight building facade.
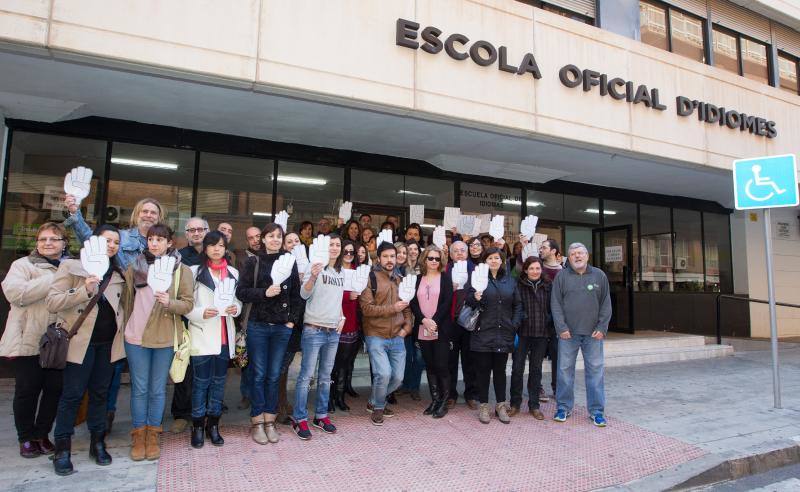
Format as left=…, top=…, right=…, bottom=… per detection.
left=0, top=0, right=799, bottom=341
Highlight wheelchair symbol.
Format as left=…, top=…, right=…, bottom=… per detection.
left=745, top=164, right=787, bottom=202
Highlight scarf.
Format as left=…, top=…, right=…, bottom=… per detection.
left=208, top=259, right=228, bottom=281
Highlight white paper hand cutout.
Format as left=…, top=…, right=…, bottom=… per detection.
left=471, top=263, right=489, bottom=294
left=489, top=215, right=505, bottom=241
left=309, top=235, right=330, bottom=266
left=147, top=256, right=176, bottom=293
left=521, top=242, right=538, bottom=261
left=376, top=228, right=393, bottom=249
left=457, top=215, right=476, bottom=235
left=64, top=166, right=93, bottom=204
left=351, top=264, right=370, bottom=293
left=451, top=260, right=468, bottom=290
left=399, top=274, right=417, bottom=302
left=213, top=277, right=237, bottom=315
left=520, top=215, right=539, bottom=241
left=80, top=236, right=109, bottom=279
left=432, top=226, right=446, bottom=249
left=274, top=210, right=289, bottom=232
left=270, top=253, right=296, bottom=286
left=471, top=217, right=483, bottom=237
left=291, top=244, right=310, bottom=275
left=339, top=201, right=353, bottom=221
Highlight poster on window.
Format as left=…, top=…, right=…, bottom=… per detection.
left=605, top=245, right=623, bottom=263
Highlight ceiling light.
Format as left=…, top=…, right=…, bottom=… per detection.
left=252, top=212, right=273, bottom=217
left=421, top=224, right=436, bottom=228
left=273, top=175, right=327, bottom=186
left=585, top=208, right=617, bottom=215
left=111, top=157, right=178, bottom=170
left=502, top=199, right=544, bottom=207
left=398, top=190, right=432, bottom=196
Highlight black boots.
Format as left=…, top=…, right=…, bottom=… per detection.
left=191, top=418, right=205, bottom=449
left=205, top=415, right=224, bottom=446
left=344, top=365, right=359, bottom=398
left=432, top=390, right=449, bottom=419
left=334, top=374, right=350, bottom=411
left=424, top=383, right=440, bottom=416
left=53, top=438, right=74, bottom=476
left=328, top=377, right=337, bottom=414
left=89, top=431, right=112, bottom=466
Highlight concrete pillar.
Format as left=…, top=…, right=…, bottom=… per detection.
left=596, top=0, right=640, bottom=40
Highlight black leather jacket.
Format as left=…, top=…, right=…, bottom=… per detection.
left=465, top=269, right=523, bottom=353
left=236, top=252, right=302, bottom=326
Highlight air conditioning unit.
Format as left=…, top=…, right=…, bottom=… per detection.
left=105, top=205, right=121, bottom=224
left=675, top=257, right=688, bottom=270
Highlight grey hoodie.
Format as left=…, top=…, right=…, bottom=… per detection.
left=550, top=264, right=612, bottom=336
left=301, top=266, right=344, bottom=329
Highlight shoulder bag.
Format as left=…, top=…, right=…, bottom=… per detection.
left=233, top=256, right=259, bottom=369
left=457, top=303, right=482, bottom=332
left=169, top=266, right=192, bottom=383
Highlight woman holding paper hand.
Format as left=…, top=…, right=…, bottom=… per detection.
left=467, top=237, right=484, bottom=266
left=236, top=223, right=302, bottom=445
left=1, top=223, right=69, bottom=459
left=356, top=243, right=371, bottom=266
left=393, top=242, right=408, bottom=275
left=46, top=225, right=128, bottom=475
left=330, top=240, right=363, bottom=412
left=185, top=231, right=242, bottom=449
left=340, top=219, right=362, bottom=243
left=410, top=245, right=454, bottom=418
left=466, top=247, right=523, bottom=425
left=121, top=223, right=194, bottom=462
left=405, top=240, right=421, bottom=275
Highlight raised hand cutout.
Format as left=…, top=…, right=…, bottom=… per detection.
left=432, top=226, right=446, bottom=249
left=64, top=166, right=93, bottom=204
left=376, top=228, right=393, bottom=248
left=489, top=215, right=505, bottom=241
left=274, top=210, right=289, bottom=232
left=291, top=244, right=309, bottom=275
left=350, top=264, right=370, bottom=293
left=310, top=235, right=330, bottom=265
left=80, top=235, right=109, bottom=279
left=458, top=215, right=476, bottom=235
left=147, top=256, right=176, bottom=293
left=522, top=242, right=537, bottom=261
left=213, top=277, right=237, bottom=315
left=471, top=263, right=489, bottom=294
left=270, top=253, right=296, bottom=286
left=339, top=201, right=353, bottom=221
left=451, top=260, right=468, bottom=290
left=520, top=215, right=539, bottom=240
left=399, top=274, right=417, bottom=302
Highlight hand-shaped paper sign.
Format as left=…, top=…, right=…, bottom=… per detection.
left=471, top=263, right=489, bottom=294
left=399, top=274, right=417, bottom=302
left=520, top=215, right=539, bottom=241
left=339, top=201, right=353, bottom=221
left=376, top=228, right=393, bottom=249
left=80, top=236, right=109, bottom=278
left=270, top=253, right=296, bottom=286
left=451, top=260, right=468, bottom=290
left=489, top=215, right=505, bottom=241
left=147, top=256, right=176, bottom=293
left=64, top=166, right=93, bottom=204
left=274, top=210, right=289, bottom=232
left=521, top=242, right=538, bottom=261
left=309, top=235, right=330, bottom=265
left=471, top=217, right=483, bottom=237
left=290, top=244, right=309, bottom=275
left=432, top=226, right=446, bottom=249
left=213, top=277, right=237, bottom=315
left=457, top=215, right=476, bottom=235
left=350, top=264, right=370, bottom=293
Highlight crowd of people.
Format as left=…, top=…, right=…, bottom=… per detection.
left=0, top=198, right=612, bottom=476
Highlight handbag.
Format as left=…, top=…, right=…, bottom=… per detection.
left=39, top=274, right=112, bottom=370
left=233, top=256, right=259, bottom=369
left=169, top=266, right=191, bottom=383
left=457, top=304, right=482, bottom=332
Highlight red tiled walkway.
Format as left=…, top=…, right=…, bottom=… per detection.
left=157, top=398, right=704, bottom=491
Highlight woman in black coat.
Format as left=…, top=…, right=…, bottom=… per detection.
left=465, top=247, right=523, bottom=425
left=410, top=245, right=454, bottom=418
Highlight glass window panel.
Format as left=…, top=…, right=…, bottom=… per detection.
left=564, top=194, right=600, bottom=225
left=542, top=4, right=593, bottom=24
left=526, top=189, right=563, bottom=222
left=107, top=143, right=194, bottom=235
left=741, top=38, right=768, bottom=83
left=639, top=204, right=673, bottom=291
left=673, top=209, right=703, bottom=291
left=703, top=212, right=732, bottom=293
left=602, top=200, right=640, bottom=289
left=402, top=176, right=453, bottom=211
left=460, top=182, right=521, bottom=244
left=276, top=161, right=344, bottom=235
left=778, top=53, right=799, bottom=94
left=351, top=170, right=404, bottom=208
left=1, top=132, right=106, bottom=269
left=196, top=153, right=274, bottom=251
left=713, top=27, right=740, bottom=75
left=670, top=10, right=705, bottom=62
left=640, top=1, right=669, bottom=51
left=565, top=226, right=594, bottom=257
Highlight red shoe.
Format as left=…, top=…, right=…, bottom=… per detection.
left=291, top=420, right=312, bottom=440
left=312, top=417, right=337, bottom=434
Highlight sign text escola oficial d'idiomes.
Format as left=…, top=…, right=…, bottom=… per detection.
left=395, top=18, right=777, bottom=138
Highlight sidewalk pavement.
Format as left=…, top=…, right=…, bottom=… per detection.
left=0, top=341, right=798, bottom=491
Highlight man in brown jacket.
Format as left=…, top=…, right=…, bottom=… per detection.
left=359, top=242, right=412, bottom=426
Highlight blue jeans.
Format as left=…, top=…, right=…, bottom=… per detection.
left=125, top=342, right=174, bottom=429
left=402, top=336, right=426, bottom=391
left=246, top=321, right=292, bottom=417
left=555, top=335, right=605, bottom=415
left=54, top=343, right=113, bottom=439
left=191, top=346, right=229, bottom=419
left=107, top=360, right=124, bottom=412
left=293, top=326, right=340, bottom=422
left=365, top=336, right=406, bottom=410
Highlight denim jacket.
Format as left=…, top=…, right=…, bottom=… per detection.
left=64, top=210, right=146, bottom=270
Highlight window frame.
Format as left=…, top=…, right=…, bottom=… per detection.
left=639, top=0, right=708, bottom=63
left=777, top=49, right=800, bottom=95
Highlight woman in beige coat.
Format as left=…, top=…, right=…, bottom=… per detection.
left=45, top=224, right=128, bottom=476
left=0, top=222, right=69, bottom=458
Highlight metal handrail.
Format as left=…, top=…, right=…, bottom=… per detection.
left=715, top=294, right=800, bottom=344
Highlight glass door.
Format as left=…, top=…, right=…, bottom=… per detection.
left=593, top=225, right=634, bottom=333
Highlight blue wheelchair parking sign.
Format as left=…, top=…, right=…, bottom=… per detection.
left=733, top=154, right=798, bottom=210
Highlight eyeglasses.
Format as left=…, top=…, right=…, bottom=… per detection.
left=37, top=237, right=64, bottom=243
left=186, top=227, right=208, bottom=234
left=426, top=256, right=441, bottom=262
left=343, top=250, right=355, bottom=256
